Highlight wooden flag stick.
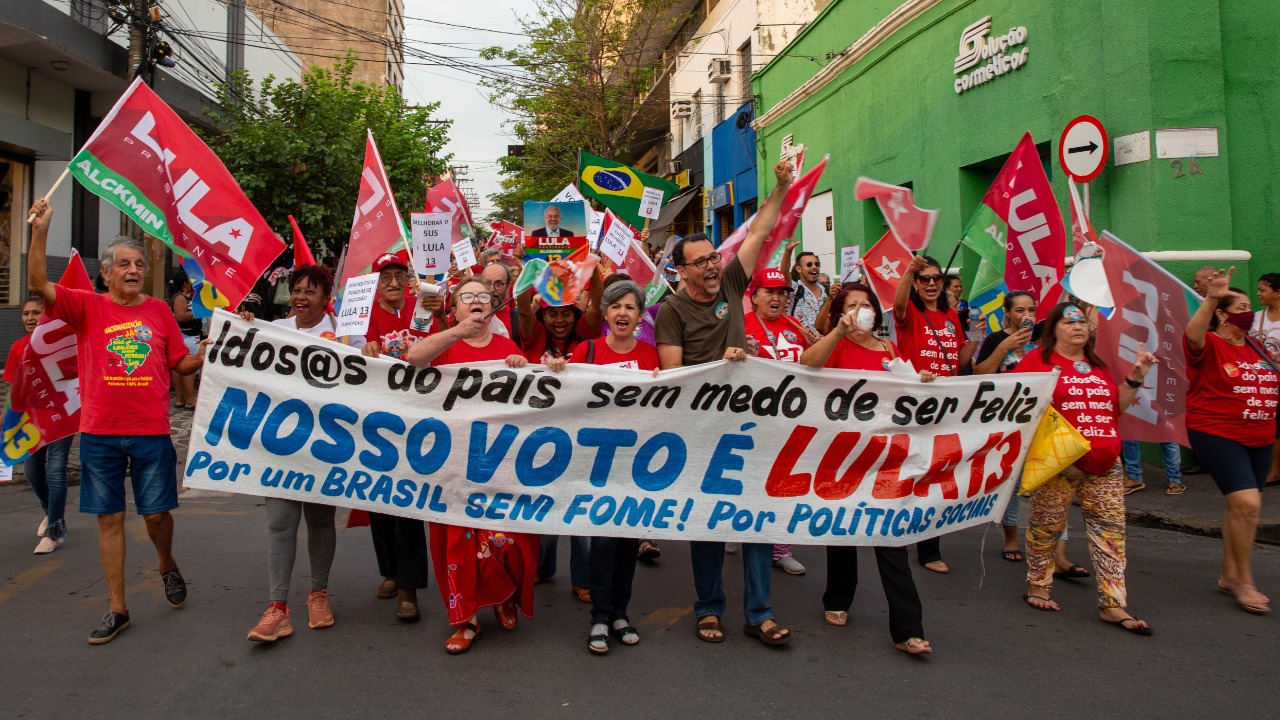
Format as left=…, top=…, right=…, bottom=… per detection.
left=26, top=167, right=71, bottom=223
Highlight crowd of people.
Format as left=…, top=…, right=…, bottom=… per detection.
left=13, top=162, right=1276, bottom=651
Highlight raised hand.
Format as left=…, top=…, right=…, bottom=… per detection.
left=1205, top=267, right=1234, bottom=299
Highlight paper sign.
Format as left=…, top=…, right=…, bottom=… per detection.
left=334, top=272, right=379, bottom=337
left=840, top=245, right=862, bottom=283
left=0, top=462, right=11, bottom=482
left=587, top=206, right=602, bottom=248
left=452, top=237, right=477, bottom=270
left=551, top=183, right=586, bottom=203
left=598, top=215, right=634, bottom=265
left=411, top=212, right=453, bottom=274
left=638, top=186, right=664, bottom=219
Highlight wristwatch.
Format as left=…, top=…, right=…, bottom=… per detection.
left=1124, top=377, right=1143, bottom=388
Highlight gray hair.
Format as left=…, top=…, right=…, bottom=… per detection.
left=602, top=279, right=644, bottom=308
left=100, top=235, right=150, bottom=269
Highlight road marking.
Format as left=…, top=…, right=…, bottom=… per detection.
left=0, top=559, right=65, bottom=605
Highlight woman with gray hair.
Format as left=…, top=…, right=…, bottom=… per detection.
left=547, top=279, right=660, bottom=654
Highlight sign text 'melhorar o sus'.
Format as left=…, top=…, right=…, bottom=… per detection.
left=184, top=313, right=1057, bottom=546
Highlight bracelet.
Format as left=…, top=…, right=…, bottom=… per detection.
left=1125, top=377, right=1143, bottom=388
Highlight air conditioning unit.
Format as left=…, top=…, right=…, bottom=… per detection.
left=708, top=58, right=731, bottom=83
left=670, top=100, right=693, bottom=119
left=666, top=159, right=683, bottom=175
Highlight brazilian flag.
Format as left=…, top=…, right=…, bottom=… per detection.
left=577, top=150, right=679, bottom=227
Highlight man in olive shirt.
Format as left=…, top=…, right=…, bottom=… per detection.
left=654, top=161, right=794, bottom=645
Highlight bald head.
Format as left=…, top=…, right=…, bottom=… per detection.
left=1193, top=266, right=1217, bottom=295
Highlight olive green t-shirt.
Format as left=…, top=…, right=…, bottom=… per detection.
left=654, top=257, right=750, bottom=366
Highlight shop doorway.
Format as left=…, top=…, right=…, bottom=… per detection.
left=800, top=190, right=834, bottom=273
left=0, top=159, right=30, bottom=307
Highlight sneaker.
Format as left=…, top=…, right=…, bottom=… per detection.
left=36, top=516, right=47, bottom=537
left=88, top=610, right=131, bottom=645
left=307, top=590, right=334, bottom=629
left=33, top=536, right=62, bottom=555
left=774, top=556, right=806, bottom=575
left=247, top=605, right=293, bottom=642
left=161, top=568, right=187, bottom=608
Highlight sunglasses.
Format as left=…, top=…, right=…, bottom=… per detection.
left=916, top=274, right=943, bottom=285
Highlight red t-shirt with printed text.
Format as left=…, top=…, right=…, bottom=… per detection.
left=49, top=288, right=187, bottom=435
left=521, top=316, right=594, bottom=364
left=1184, top=332, right=1279, bottom=447
left=1013, top=350, right=1121, bottom=475
left=825, top=338, right=899, bottom=373
left=568, top=337, right=659, bottom=371
left=4, top=335, right=31, bottom=383
left=433, top=333, right=523, bottom=366
left=365, top=297, right=443, bottom=361
left=895, top=302, right=962, bottom=376
left=744, top=312, right=810, bottom=363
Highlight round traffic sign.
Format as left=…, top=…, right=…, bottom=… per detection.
left=1059, top=115, right=1109, bottom=182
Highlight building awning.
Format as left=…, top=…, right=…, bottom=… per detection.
left=646, top=186, right=700, bottom=248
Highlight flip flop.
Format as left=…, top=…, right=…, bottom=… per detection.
left=1103, top=616, right=1153, bottom=636
left=1165, top=483, right=1186, bottom=495
left=894, top=637, right=933, bottom=655
left=696, top=616, right=725, bottom=643
left=824, top=610, right=848, bottom=627
left=638, top=540, right=662, bottom=562
left=1023, top=592, right=1060, bottom=611
left=1123, top=482, right=1146, bottom=495
left=1001, top=549, right=1024, bottom=562
left=1053, top=564, right=1091, bottom=579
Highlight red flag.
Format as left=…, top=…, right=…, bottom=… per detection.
left=720, top=157, right=828, bottom=277
left=861, top=231, right=912, bottom=309
left=66, top=77, right=284, bottom=308
left=854, top=177, right=939, bottom=252
left=426, top=179, right=474, bottom=246
left=288, top=215, right=316, bottom=267
left=1066, top=179, right=1097, bottom=255
left=337, top=131, right=409, bottom=292
left=2, top=254, right=95, bottom=464
left=1094, top=231, right=1198, bottom=446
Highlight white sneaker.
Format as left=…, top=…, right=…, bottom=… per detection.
left=37, top=517, right=47, bottom=537
left=774, top=556, right=806, bottom=575
left=34, top=536, right=62, bottom=554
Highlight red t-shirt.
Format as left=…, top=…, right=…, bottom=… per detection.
left=1013, top=350, right=1121, bottom=475
left=521, top=317, right=593, bottom=364
left=744, top=312, right=810, bottom=363
left=433, top=333, right=523, bottom=366
left=1184, top=332, right=1279, bottom=447
left=365, top=298, right=441, bottom=361
left=4, top=334, right=31, bottom=383
left=825, top=338, right=899, bottom=372
left=49, top=288, right=187, bottom=435
left=568, top=337, right=659, bottom=371
left=895, top=303, right=963, bottom=376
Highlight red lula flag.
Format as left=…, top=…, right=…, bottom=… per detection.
left=854, top=177, right=940, bottom=252
left=337, top=130, right=410, bottom=293
left=989, top=132, right=1065, bottom=319
left=1066, top=178, right=1097, bottom=255
left=861, top=230, right=912, bottom=309
left=67, top=77, right=283, bottom=308
left=1095, top=230, right=1200, bottom=446
left=1, top=254, right=94, bottom=465
left=720, top=157, right=828, bottom=277
left=426, top=179, right=475, bottom=244
left=288, top=215, right=316, bottom=267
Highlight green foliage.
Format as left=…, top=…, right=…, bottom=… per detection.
left=480, top=0, right=684, bottom=224
left=200, top=54, right=451, bottom=260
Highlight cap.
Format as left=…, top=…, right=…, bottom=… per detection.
left=755, top=267, right=792, bottom=291
left=372, top=250, right=410, bottom=273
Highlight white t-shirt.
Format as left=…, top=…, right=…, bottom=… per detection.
left=1253, top=310, right=1280, bottom=363
left=273, top=314, right=338, bottom=339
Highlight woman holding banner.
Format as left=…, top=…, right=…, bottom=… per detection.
left=1011, top=302, right=1157, bottom=635
left=1186, top=270, right=1277, bottom=614
left=800, top=283, right=935, bottom=655
left=547, top=279, right=658, bottom=654
left=893, top=255, right=981, bottom=574
left=406, top=278, right=539, bottom=654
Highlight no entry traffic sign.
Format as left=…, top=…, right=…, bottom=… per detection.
left=1059, top=115, right=1109, bottom=182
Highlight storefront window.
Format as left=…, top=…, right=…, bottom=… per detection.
left=0, top=159, right=29, bottom=307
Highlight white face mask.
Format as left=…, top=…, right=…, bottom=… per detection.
left=854, top=307, right=876, bottom=330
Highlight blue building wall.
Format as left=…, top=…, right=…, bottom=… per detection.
left=708, top=102, right=758, bottom=244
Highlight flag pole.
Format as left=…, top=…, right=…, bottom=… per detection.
left=26, top=167, right=71, bottom=223
left=941, top=239, right=962, bottom=277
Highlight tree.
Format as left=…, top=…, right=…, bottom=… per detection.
left=481, top=0, right=685, bottom=224
left=200, top=54, right=451, bottom=260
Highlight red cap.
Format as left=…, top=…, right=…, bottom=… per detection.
left=755, top=267, right=792, bottom=291
left=372, top=250, right=410, bottom=273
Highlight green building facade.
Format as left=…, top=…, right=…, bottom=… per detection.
left=752, top=0, right=1280, bottom=286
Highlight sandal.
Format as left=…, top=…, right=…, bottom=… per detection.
left=445, top=622, right=481, bottom=654
left=572, top=585, right=592, bottom=604
left=611, top=619, right=640, bottom=646
left=1001, top=549, right=1024, bottom=562
left=588, top=623, right=609, bottom=655
left=696, top=616, right=724, bottom=643
left=894, top=637, right=933, bottom=655
left=1102, top=615, right=1153, bottom=636
left=1053, top=564, right=1091, bottom=579
left=824, top=610, right=848, bottom=627
left=1023, top=592, right=1060, bottom=612
left=494, top=600, right=518, bottom=630
left=1123, top=481, right=1146, bottom=495
left=743, top=620, right=792, bottom=646
left=1165, top=483, right=1186, bottom=495
left=638, top=540, right=662, bottom=562
left=1219, top=579, right=1271, bottom=614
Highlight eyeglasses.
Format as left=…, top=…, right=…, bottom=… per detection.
left=457, top=291, right=494, bottom=305
left=681, top=252, right=722, bottom=270
left=379, top=272, right=409, bottom=285
left=489, top=280, right=509, bottom=289
left=916, top=275, right=943, bottom=285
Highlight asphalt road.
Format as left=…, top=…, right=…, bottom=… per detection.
left=1, top=483, right=1275, bottom=719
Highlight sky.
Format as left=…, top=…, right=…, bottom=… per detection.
left=401, top=1, right=538, bottom=219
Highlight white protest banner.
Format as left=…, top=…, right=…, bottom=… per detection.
left=411, top=212, right=452, bottom=274
left=452, top=237, right=477, bottom=270
left=587, top=208, right=604, bottom=249
left=551, top=183, right=585, bottom=203
left=333, top=272, right=379, bottom=336
left=638, top=186, right=664, bottom=219
left=840, top=245, right=862, bottom=283
left=596, top=211, right=634, bottom=265
left=186, top=313, right=1056, bottom=546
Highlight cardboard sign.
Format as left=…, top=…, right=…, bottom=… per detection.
left=334, top=272, right=379, bottom=337
left=597, top=213, right=634, bottom=265
left=411, top=212, right=452, bottom=274
left=452, top=237, right=477, bottom=270
left=638, top=186, right=664, bottom=219
left=840, top=245, right=862, bottom=283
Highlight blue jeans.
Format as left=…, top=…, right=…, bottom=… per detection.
left=691, top=541, right=773, bottom=626
left=25, top=436, right=74, bottom=540
left=1121, top=440, right=1183, bottom=485
left=539, top=535, right=590, bottom=587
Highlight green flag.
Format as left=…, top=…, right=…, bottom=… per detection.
left=577, top=150, right=679, bottom=227
left=959, top=203, right=1008, bottom=299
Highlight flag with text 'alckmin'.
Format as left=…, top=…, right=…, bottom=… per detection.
left=577, top=150, right=679, bottom=228
left=67, top=77, right=283, bottom=309
left=1, top=254, right=94, bottom=466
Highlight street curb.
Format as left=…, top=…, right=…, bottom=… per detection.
left=1127, top=508, right=1280, bottom=546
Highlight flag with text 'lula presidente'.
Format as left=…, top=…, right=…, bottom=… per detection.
left=577, top=150, right=679, bottom=227
left=67, top=77, right=283, bottom=309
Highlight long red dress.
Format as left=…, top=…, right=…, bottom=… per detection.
left=429, top=334, right=539, bottom=626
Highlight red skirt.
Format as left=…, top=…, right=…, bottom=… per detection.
left=429, top=523, right=538, bottom=627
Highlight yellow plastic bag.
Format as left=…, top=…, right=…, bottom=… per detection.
left=1019, top=406, right=1092, bottom=495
